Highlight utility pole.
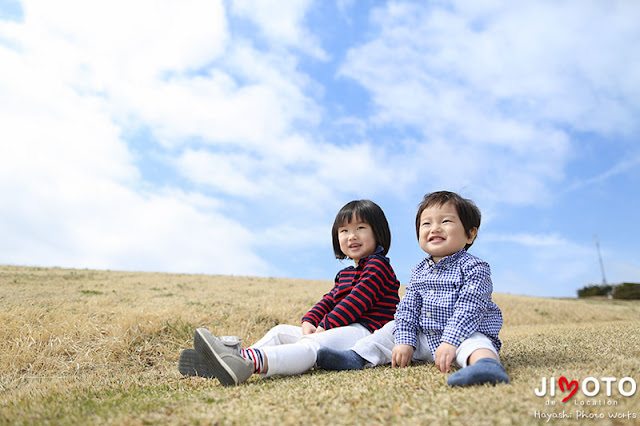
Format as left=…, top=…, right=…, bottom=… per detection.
left=593, top=234, right=607, bottom=285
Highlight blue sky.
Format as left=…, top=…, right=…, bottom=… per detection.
left=1, top=0, right=639, bottom=298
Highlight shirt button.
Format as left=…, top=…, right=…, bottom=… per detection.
left=429, top=290, right=434, bottom=295
left=426, top=312, right=431, bottom=318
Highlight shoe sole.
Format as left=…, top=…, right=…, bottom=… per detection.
left=178, top=349, right=215, bottom=379
left=193, top=329, right=239, bottom=386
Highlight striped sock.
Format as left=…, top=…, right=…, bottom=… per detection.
left=241, top=348, right=264, bottom=374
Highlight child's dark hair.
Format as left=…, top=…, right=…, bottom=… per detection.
left=415, top=191, right=481, bottom=250
left=332, top=200, right=391, bottom=259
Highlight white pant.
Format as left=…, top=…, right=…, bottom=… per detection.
left=352, top=321, right=498, bottom=369
left=251, top=323, right=371, bottom=377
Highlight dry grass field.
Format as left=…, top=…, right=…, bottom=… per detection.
left=1, top=264, right=639, bottom=425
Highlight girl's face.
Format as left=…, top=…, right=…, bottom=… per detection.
left=418, top=201, right=477, bottom=263
left=337, top=214, right=377, bottom=265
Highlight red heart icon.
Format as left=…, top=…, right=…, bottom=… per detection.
left=559, top=376, right=578, bottom=402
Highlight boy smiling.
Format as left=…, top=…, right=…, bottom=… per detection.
left=317, top=191, right=509, bottom=387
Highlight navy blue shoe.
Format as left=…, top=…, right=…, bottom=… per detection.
left=447, top=358, right=509, bottom=387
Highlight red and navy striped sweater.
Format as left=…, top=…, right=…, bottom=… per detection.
left=301, top=250, right=400, bottom=332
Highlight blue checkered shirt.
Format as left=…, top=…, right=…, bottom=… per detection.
left=393, top=250, right=503, bottom=356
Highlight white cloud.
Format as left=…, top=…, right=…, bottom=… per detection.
left=106, top=41, right=322, bottom=150
left=230, top=0, right=328, bottom=60
left=118, top=70, right=294, bottom=147
left=12, top=0, right=302, bottom=150
left=337, top=1, right=639, bottom=207
left=21, top=0, right=228, bottom=80
left=175, top=136, right=415, bottom=211
left=177, top=149, right=263, bottom=197
left=0, top=44, right=137, bottom=185
left=483, top=233, right=570, bottom=248
left=0, top=0, right=274, bottom=276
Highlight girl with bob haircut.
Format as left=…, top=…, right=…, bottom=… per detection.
left=179, top=199, right=400, bottom=385
left=332, top=199, right=392, bottom=259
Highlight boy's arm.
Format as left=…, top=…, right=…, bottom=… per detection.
left=393, top=284, right=422, bottom=349
left=319, top=256, right=396, bottom=330
left=441, top=259, right=493, bottom=347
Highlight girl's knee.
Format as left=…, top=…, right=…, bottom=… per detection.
left=270, top=324, right=294, bottom=333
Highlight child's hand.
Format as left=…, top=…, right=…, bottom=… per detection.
left=315, top=326, right=325, bottom=333
left=434, top=342, right=457, bottom=373
left=391, top=344, right=414, bottom=368
left=301, top=321, right=317, bottom=335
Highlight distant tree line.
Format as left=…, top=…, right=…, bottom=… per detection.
left=577, top=283, right=640, bottom=299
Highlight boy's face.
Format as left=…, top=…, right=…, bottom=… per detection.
left=418, top=201, right=477, bottom=263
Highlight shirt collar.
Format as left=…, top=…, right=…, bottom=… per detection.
left=357, top=245, right=388, bottom=267
left=426, top=249, right=466, bottom=268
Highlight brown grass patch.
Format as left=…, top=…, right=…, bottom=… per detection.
left=1, top=265, right=639, bottom=425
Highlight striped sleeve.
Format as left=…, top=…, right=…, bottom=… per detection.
left=301, top=274, right=340, bottom=326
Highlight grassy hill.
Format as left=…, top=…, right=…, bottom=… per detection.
left=1, top=265, right=639, bottom=425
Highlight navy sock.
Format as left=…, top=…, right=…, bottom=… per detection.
left=446, top=358, right=509, bottom=387
left=317, top=348, right=366, bottom=371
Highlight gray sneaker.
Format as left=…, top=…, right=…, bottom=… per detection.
left=178, top=349, right=215, bottom=378
left=193, top=328, right=254, bottom=386
left=179, top=332, right=244, bottom=378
